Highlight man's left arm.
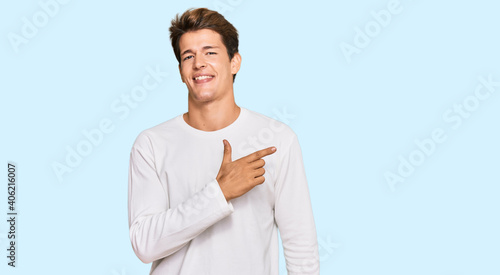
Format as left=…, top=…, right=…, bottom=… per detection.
left=274, top=132, right=320, bottom=275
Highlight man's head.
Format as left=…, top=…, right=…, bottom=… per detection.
left=169, top=8, right=240, bottom=82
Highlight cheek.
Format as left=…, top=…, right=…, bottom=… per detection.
left=214, top=62, right=232, bottom=77
left=180, top=68, right=190, bottom=82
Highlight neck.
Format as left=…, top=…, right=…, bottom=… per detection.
left=183, top=95, right=240, bottom=132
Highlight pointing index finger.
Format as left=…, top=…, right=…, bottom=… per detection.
left=245, top=146, right=277, bottom=163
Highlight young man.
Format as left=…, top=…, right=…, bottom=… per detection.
left=128, top=8, right=319, bottom=275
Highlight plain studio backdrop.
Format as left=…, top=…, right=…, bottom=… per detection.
left=1, top=0, right=499, bottom=274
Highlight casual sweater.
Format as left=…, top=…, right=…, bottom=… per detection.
left=128, top=106, right=319, bottom=274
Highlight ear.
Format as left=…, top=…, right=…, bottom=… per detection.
left=230, top=52, right=242, bottom=75
left=178, top=64, right=185, bottom=83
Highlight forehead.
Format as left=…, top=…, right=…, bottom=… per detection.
left=179, top=29, right=226, bottom=52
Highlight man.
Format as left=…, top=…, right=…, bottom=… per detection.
left=128, top=7, right=319, bottom=274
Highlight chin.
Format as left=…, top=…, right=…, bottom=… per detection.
left=190, top=90, right=217, bottom=102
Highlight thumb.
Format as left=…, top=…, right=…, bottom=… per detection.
left=222, top=139, right=232, bottom=163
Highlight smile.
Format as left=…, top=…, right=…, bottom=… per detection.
left=194, top=75, right=214, bottom=80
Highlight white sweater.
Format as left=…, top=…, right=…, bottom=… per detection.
left=128, top=107, right=319, bottom=274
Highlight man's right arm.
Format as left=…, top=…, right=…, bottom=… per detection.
left=128, top=133, right=234, bottom=264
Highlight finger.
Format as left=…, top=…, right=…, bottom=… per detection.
left=254, top=175, right=265, bottom=185
left=253, top=167, right=265, bottom=177
left=249, top=158, right=265, bottom=169
left=244, top=146, right=276, bottom=163
left=222, top=139, right=232, bottom=164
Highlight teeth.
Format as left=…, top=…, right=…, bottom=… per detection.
left=195, top=75, right=213, bottom=80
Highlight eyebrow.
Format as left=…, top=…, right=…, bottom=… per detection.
left=181, top=46, right=220, bottom=57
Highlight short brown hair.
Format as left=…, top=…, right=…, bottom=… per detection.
left=169, top=8, right=239, bottom=82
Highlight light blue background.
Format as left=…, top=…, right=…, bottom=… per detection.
left=1, top=0, right=499, bottom=274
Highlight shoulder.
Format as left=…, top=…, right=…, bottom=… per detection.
left=242, top=106, right=298, bottom=148
left=131, top=114, right=182, bottom=149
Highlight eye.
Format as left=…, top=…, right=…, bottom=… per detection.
left=207, top=52, right=217, bottom=55
left=183, top=55, right=193, bottom=61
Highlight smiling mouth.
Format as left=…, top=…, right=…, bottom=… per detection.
left=193, top=75, right=214, bottom=80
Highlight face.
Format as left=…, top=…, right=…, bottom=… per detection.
left=178, top=29, right=241, bottom=103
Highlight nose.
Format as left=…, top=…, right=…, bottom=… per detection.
left=194, top=55, right=206, bottom=69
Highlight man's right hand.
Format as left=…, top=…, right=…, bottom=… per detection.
left=216, top=139, right=277, bottom=202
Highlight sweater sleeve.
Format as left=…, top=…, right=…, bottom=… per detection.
left=274, top=133, right=320, bottom=274
left=127, top=132, right=234, bottom=264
